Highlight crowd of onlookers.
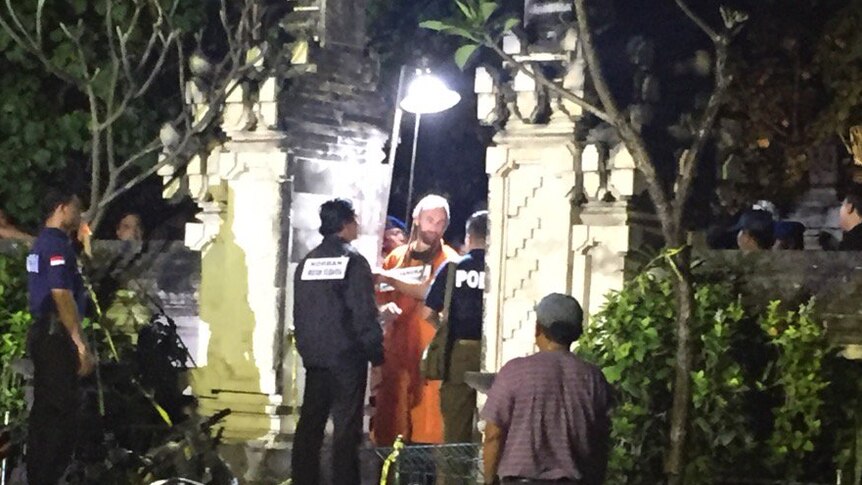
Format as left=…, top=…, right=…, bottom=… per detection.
left=708, top=184, right=862, bottom=252
left=0, top=209, right=144, bottom=244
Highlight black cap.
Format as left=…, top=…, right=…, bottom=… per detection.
left=730, top=209, right=774, bottom=234
left=386, top=216, right=406, bottom=232
left=535, top=293, right=584, bottom=344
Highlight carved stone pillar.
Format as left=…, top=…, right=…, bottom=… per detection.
left=476, top=19, right=657, bottom=374
left=161, top=0, right=391, bottom=479
left=160, top=75, right=292, bottom=443
left=573, top=143, right=658, bottom=322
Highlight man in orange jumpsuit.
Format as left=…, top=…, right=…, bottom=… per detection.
left=372, top=194, right=460, bottom=445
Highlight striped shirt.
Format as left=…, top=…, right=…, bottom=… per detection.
left=481, top=351, right=612, bottom=484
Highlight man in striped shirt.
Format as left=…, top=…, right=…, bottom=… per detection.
left=481, top=293, right=612, bottom=485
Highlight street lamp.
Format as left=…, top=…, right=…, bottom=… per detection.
left=387, top=67, right=461, bottom=223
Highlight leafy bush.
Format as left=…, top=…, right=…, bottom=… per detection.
left=0, top=251, right=32, bottom=421
left=577, top=258, right=859, bottom=483
left=578, top=263, right=752, bottom=483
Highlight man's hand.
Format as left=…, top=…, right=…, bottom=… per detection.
left=74, top=340, right=95, bottom=377
left=483, top=421, right=504, bottom=483
left=379, top=302, right=402, bottom=324
left=372, top=267, right=389, bottom=285
left=77, top=351, right=96, bottom=377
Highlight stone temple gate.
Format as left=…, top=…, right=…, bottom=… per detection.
left=159, top=0, right=658, bottom=456
left=475, top=0, right=659, bottom=371
left=158, top=0, right=392, bottom=470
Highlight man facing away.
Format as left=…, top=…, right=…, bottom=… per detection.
left=423, top=210, right=487, bottom=444
left=482, top=293, right=612, bottom=485
left=26, top=188, right=95, bottom=484
left=733, top=209, right=775, bottom=252
left=291, top=198, right=384, bottom=485
left=839, top=184, right=862, bottom=250
left=372, top=194, right=459, bottom=445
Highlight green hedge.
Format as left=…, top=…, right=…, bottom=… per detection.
left=577, top=257, right=862, bottom=483
left=0, top=252, right=31, bottom=421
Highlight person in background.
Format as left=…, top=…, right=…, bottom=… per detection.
left=0, top=208, right=34, bottom=242
left=733, top=209, right=775, bottom=252
left=838, top=184, right=862, bottom=250
left=116, top=212, right=144, bottom=241
left=482, top=293, right=612, bottom=485
left=773, top=221, right=805, bottom=250
left=25, top=187, right=95, bottom=485
left=382, top=215, right=407, bottom=259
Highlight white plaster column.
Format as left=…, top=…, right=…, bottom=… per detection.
left=477, top=29, right=658, bottom=374
left=161, top=77, right=293, bottom=442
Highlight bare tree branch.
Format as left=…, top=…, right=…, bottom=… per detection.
left=673, top=38, right=731, bottom=224
left=675, top=0, right=719, bottom=42
left=0, top=2, right=82, bottom=86
left=1, top=0, right=271, bottom=227
left=572, top=0, right=676, bottom=242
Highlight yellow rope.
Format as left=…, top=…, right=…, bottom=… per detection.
left=286, top=332, right=300, bottom=429
left=380, top=435, right=405, bottom=485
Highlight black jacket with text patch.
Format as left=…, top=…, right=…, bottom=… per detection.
left=293, top=235, right=383, bottom=368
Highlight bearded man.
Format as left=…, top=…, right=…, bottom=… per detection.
left=371, top=194, right=459, bottom=445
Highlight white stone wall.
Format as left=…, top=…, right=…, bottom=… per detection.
left=484, top=123, right=581, bottom=370
left=477, top=30, right=657, bottom=373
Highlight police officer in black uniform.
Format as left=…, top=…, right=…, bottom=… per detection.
left=25, top=188, right=94, bottom=484
left=424, top=210, right=488, bottom=444
left=291, top=198, right=384, bottom=485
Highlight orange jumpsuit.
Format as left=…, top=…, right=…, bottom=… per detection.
left=372, top=242, right=459, bottom=445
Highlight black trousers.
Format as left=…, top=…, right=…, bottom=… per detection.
left=291, top=364, right=368, bottom=485
left=501, top=479, right=581, bottom=485
left=26, top=318, right=79, bottom=485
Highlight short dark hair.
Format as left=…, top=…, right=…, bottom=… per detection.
left=42, top=187, right=79, bottom=222
left=538, top=321, right=583, bottom=347
left=319, top=198, right=356, bottom=236
left=735, top=210, right=775, bottom=249
left=535, top=293, right=584, bottom=347
left=466, top=210, right=488, bottom=241
left=844, top=184, right=862, bottom=215
left=774, top=221, right=805, bottom=250
left=744, top=227, right=775, bottom=250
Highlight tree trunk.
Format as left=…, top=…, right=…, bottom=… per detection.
left=665, top=245, right=695, bottom=485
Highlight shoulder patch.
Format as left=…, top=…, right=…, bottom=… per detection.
left=26, top=254, right=39, bottom=273
left=300, top=256, right=349, bottom=281
left=49, top=255, right=66, bottom=266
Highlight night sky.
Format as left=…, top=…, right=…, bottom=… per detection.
left=385, top=63, right=492, bottom=247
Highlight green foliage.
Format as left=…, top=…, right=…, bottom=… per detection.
left=366, top=0, right=461, bottom=71
left=812, top=1, right=862, bottom=141
left=578, top=259, right=854, bottom=483
left=0, top=0, right=205, bottom=226
left=0, top=251, right=32, bottom=420
left=758, top=299, right=829, bottom=476
left=419, top=0, right=518, bottom=69
left=578, top=263, right=751, bottom=483
left=0, top=68, right=89, bottom=225
left=717, top=0, right=862, bottom=208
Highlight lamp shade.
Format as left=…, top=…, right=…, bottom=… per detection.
left=399, top=72, right=461, bottom=114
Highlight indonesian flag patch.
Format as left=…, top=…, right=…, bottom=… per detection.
left=49, top=255, right=65, bottom=266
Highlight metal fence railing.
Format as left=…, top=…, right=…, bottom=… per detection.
left=376, top=438, right=482, bottom=485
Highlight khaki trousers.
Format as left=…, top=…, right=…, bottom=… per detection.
left=441, top=339, right=481, bottom=443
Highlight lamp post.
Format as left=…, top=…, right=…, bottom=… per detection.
left=388, top=67, right=461, bottom=223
